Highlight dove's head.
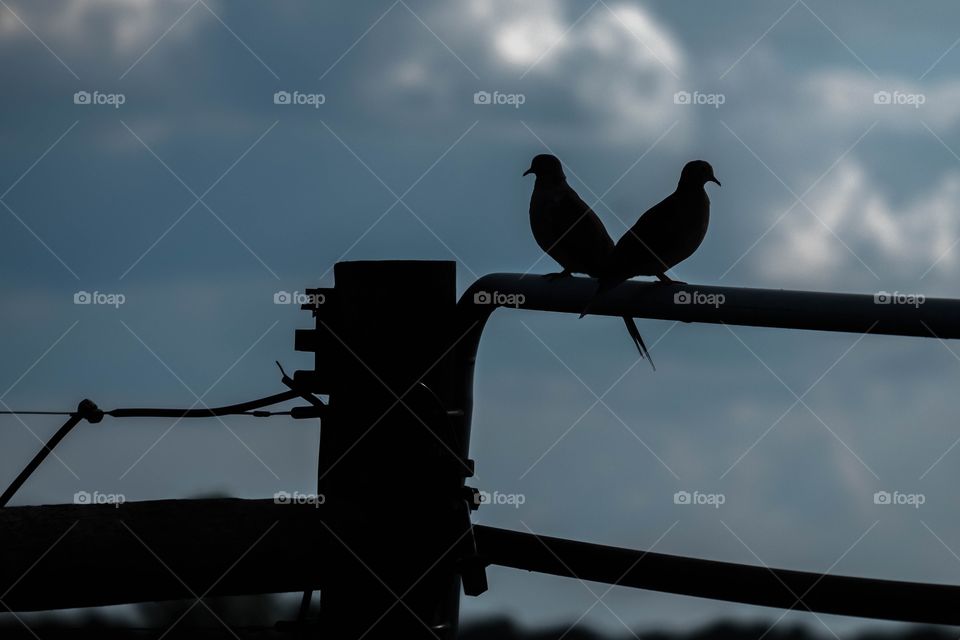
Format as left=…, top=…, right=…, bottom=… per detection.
left=523, top=154, right=565, bottom=181
left=680, top=160, right=721, bottom=188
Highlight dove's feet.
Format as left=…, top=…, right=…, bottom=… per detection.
left=543, top=270, right=572, bottom=281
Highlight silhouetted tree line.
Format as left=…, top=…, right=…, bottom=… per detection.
left=461, top=619, right=953, bottom=640
left=0, top=596, right=955, bottom=640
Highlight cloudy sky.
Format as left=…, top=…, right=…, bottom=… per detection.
left=4, top=0, right=960, bottom=634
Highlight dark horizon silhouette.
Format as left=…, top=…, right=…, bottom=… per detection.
left=2, top=599, right=957, bottom=640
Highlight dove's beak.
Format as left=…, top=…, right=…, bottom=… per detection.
left=523, top=168, right=533, bottom=176
left=709, top=177, right=721, bottom=186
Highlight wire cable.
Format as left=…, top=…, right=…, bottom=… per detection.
left=0, top=386, right=325, bottom=508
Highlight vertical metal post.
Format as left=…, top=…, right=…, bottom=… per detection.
left=300, top=261, right=466, bottom=638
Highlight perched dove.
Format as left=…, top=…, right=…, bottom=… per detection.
left=524, top=154, right=653, bottom=367
left=580, top=160, right=721, bottom=368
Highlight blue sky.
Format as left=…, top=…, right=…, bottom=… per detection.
left=4, top=0, right=960, bottom=634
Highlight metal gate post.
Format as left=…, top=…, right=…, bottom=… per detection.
left=296, top=260, right=469, bottom=638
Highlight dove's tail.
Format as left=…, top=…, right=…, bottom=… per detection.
left=579, top=279, right=612, bottom=319
left=623, top=316, right=655, bottom=371
left=579, top=279, right=656, bottom=371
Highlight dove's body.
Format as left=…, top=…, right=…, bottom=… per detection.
left=524, top=154, right=654, bottom=368
left=580, top=160, right=721, bottom=366
left=528, top=177, right=613, bottom=277
left=604, top=182, right=711, bottom=283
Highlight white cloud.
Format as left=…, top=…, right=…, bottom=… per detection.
left=715, top=56, right=960, bottom=286
left=0, top=8, right=16, bottom=35
left=758, top=159, right=960, bottom=281
left=375, top=0, right=685, bottom=143
left=803, top=69, right=960, bottom=132
left=1, top=0, right=213, bottom=54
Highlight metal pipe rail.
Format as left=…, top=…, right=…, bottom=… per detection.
left=452, top=275, right=959, bottom=456
left=4, top=499, right=960, bottom=625
left=450, top=273, right=960, bottom=626
left=452, top=273, right=960, bottom=476
left=459, top=274, right=959, bottom=338
left=476, top=526, right=960, bottom=626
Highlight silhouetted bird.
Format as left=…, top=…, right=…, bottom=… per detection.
left=524, top=154, right=653, bottom=368
left=582, top=160, right=720, bottom=321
